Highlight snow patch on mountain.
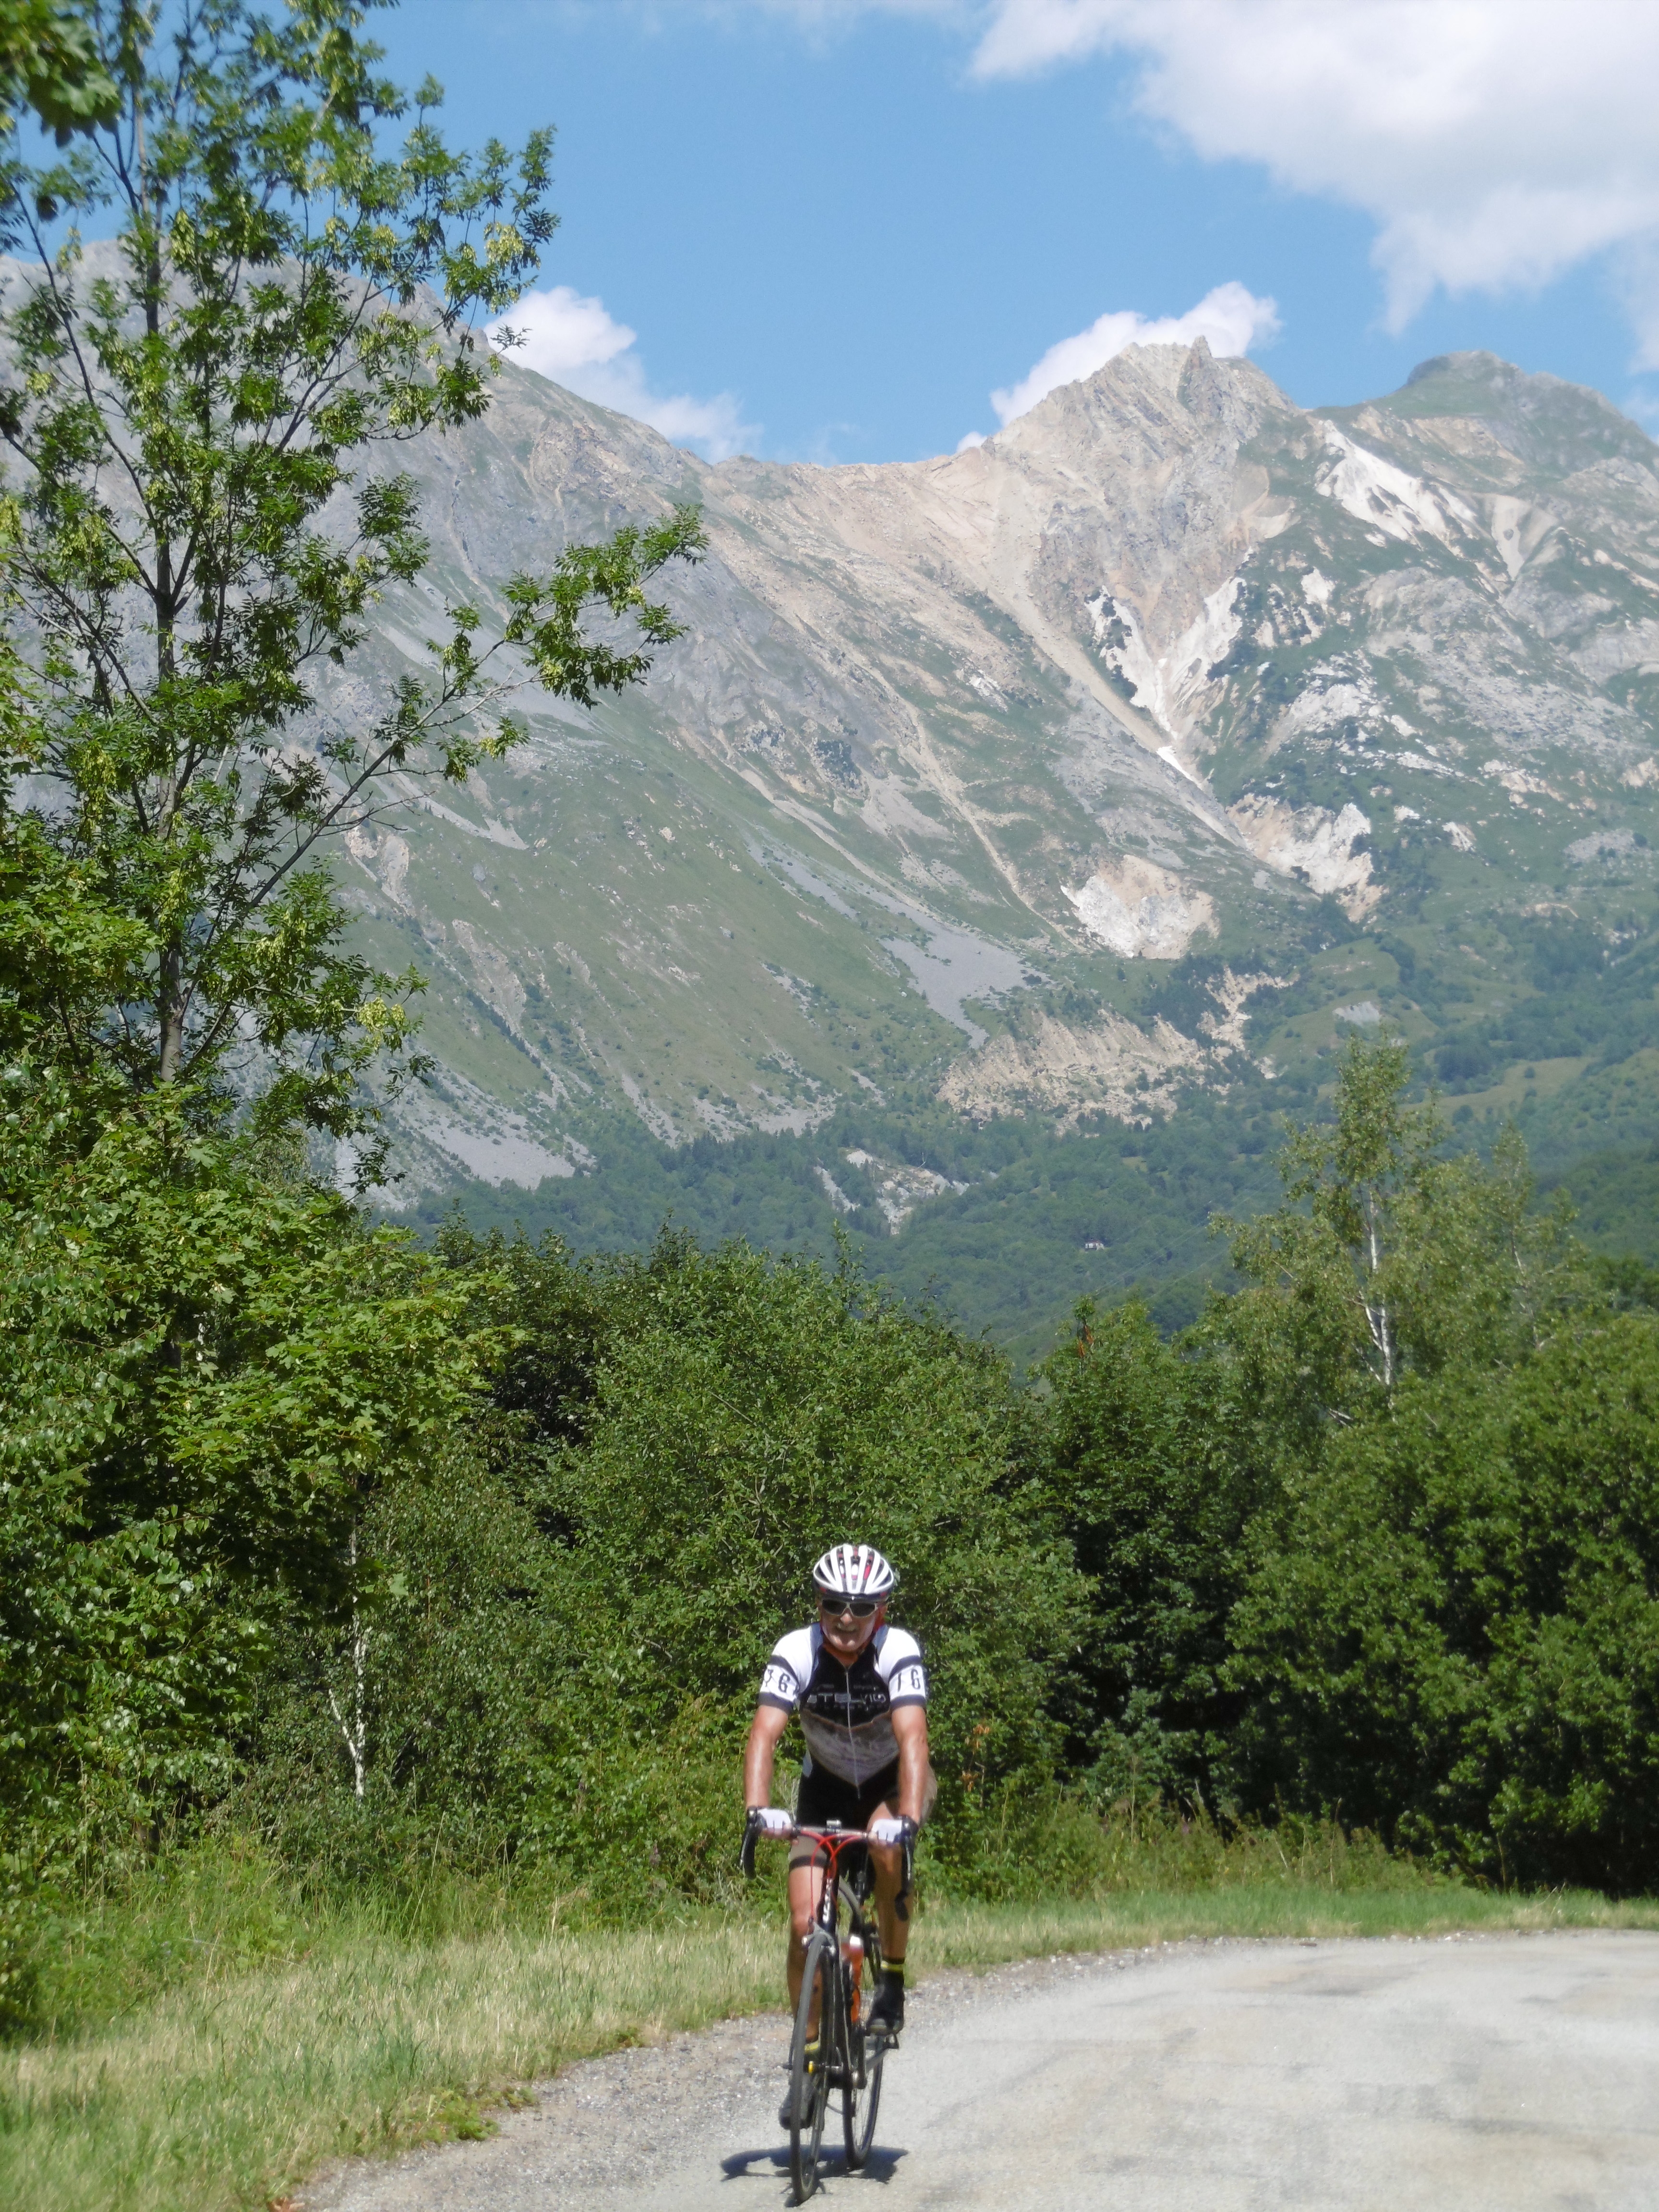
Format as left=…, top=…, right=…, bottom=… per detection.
left=345, top=822, right=413, bottom=911
left=1200, top=968, right=1294, bottom=1053
left=1278, top=670, right=1383, bottom=741
left=841, top=1148, right=968, bottom=1233
left=1089, top=576, right=1242, bottom=737
left=1483, top=758, right=1563, bottom=805
left=374, top=1068, right=589, bottom=1199
left=1485, top=494, right=1560, bottom=579
left=1315, top=425, right=1477, bottom=547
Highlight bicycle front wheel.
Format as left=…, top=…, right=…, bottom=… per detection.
left=788, top=1931, right=834, bottom=2203
left=842, top=2010, right=884, bottom=2170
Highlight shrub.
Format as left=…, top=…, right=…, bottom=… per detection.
left=1230, top=1314, right=1659, bottom=1888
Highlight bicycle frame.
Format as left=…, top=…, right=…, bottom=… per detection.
left=795, top=1823, right=874, bottom=1937
left=742, top=1816, right=908, bottom=2197
left=742, top=1819, right=912, bottom=2051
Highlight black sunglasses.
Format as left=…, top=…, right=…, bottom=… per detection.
left=818, top=1593, right=879, bottom=1619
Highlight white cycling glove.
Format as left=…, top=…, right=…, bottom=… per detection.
left=869, top=1815, right=917, bottom=1847
left=752, top=1806, right=794, bottom=1838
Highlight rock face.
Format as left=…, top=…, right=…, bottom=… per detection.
left=325, top=342, right=1659, bottom=1199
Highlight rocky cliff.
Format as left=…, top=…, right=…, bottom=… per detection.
left=326, top=341, right=1659, bottom=1220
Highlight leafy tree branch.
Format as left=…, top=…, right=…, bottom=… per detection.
left=0, top=0, right=703, bottom=1154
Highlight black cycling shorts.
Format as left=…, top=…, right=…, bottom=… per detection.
left=794, top=1757, right=900, bottom=1836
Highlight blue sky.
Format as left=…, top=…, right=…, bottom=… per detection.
left=383, top=1, right=1659, bottom=464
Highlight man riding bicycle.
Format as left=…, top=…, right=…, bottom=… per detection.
left=744, top=1542, right=934, bottom=2050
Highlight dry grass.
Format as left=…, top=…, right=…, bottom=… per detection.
left=6, top=1839, right=1659, bottom=2212
left=916, top=1881, right=1659, bottom=1970
left=1, top=1916, right=781, bottom=2212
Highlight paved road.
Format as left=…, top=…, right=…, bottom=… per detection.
left=306, top=1932, right=1659, bottom=2212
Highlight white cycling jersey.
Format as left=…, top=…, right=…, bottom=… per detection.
left=758, top=1622, right=927, bottom=1786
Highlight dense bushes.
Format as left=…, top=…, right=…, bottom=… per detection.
left=10, top=1028, right=1659, bottom=1930
left=1031, top=1037, right=1659, bottom=1887
left=247, top=1230, right=1086, bottom=1913
left=1232, top=1321, right=1659, bottom=1887
left=235, top=1040, right=1659, bottom=1902
left=0, top=1084, right=500, bottom=1871
left=1039, top=1303, right=1252, bottom=1805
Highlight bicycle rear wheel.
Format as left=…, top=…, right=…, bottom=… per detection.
left=788, top=1931, right=834, bottom=2202
left=842, top=2013, right=884, bottom=2170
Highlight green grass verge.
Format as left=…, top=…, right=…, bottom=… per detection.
left=5, top=1835, right=1658, bottom=2212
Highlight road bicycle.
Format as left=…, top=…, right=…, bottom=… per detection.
left=742, top=1815, right=911, bottom=2202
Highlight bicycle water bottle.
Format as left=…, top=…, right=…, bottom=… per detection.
left=845, top=1930, right=865, bottom=2023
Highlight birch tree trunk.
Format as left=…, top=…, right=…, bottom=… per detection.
left=326, top=1527, right=369, bottom=1801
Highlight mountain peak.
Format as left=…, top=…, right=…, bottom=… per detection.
left=1330, top=349, right=1659, bottom=474
left=1405, top=348, right=1516, bottom=387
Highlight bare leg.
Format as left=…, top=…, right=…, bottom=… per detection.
left=865, top=1800, right=908, bottom=1968
left=786, top=1857, right=826, bottom=2027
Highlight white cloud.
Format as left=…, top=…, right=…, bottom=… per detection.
left=964, top=1, right=1659, bottom=337
left=491, top=285, right=758, bottom=461
left=973, top=279, right=1278, bottom=438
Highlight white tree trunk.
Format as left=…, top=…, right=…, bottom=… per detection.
left=1362, top=1192, right=1396, bottom=1390
left=327, top=1527, right=369, bottom=1800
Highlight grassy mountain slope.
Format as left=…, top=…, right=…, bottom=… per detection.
left=336, top=343, right=1659, bottom=1341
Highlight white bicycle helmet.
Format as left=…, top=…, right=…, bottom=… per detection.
left=812, top=1542, right=898, bottom=1599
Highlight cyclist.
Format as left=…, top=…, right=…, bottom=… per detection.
left=744, top=1541, right=934, bottom=2058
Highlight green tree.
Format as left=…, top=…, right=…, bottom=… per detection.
left=1204, top=1034, right=1642, bottom=1881
left=351, top=1225, right=1089, bottom=1905
left=0, top=2, right=120, bottom=138
left=1214, top=1034, right=1587, bottom=1447
left=0, top=1083, right=507, bottom=1857
left=1228, top=1318, right=1659, bottom=1888
left=1039, top=1300, right=1250, bottom=1808
left=0, top=4, right=702, bottom=1887
left=0, top=0, right=700, bottom=1160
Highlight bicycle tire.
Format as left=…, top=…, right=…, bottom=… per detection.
left=788, top=1931, right=834, bottom=2202
left=842, top=2010, right=883, bottom=2169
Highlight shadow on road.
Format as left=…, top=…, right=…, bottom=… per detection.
left=719, top=2145, right=908, bottom=2188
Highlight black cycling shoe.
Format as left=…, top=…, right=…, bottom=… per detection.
left=866, top=1977, right=904, bottom=2038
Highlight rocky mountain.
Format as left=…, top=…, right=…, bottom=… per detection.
left=328, top=340, right=1659, bottom=1326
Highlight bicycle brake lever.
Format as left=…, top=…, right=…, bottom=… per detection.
left=739, top=1812, right=760, bottom=1879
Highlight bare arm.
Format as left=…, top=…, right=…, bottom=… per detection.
left=744, top=1702, right=792, bottom=1809
left=891, top=1701, right=930, bottom=1827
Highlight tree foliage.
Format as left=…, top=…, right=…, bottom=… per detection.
left=1024, top=1035, right=1659, bottom=1886
left=0, top=1085, right=505, bottom=1854
left=1230, top=1322, right=1659, bottom=1887
left=0, top=16, right=1654, bottom=1921
left=1039, top=1301, right=1250, bottom=1806
left=0, top=3, right=702, bottom=1891
left=250, top=1226, right=1088, bottom=1911
left=0, top=0, right=701, bottom=1158
left=0, top=2, right=120, bottom=139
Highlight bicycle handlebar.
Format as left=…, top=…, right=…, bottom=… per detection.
left=739, top=1813, right=913, bottom=1906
